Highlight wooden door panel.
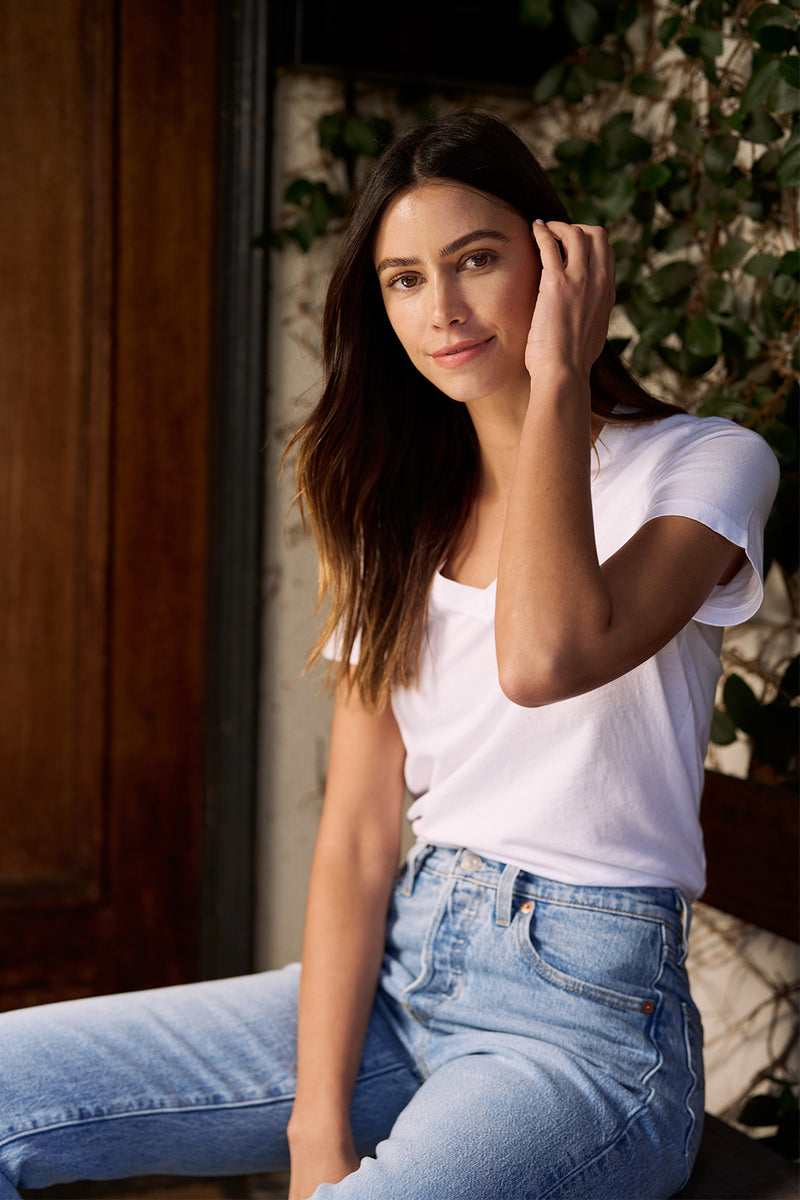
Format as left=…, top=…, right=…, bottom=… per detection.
left=0, top=0, right=216, bottom=1010
left=0, top=0, right=111, bottom=916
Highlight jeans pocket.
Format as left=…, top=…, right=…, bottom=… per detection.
left=516, top=899, right=663, bottom=1011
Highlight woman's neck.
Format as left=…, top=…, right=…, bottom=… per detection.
left=465, top=388, right=605, bottom=501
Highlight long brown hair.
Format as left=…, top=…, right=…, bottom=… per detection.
left=287, top=111, right=681, bottom=711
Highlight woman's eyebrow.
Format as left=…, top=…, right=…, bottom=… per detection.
left=439, top=229, right=510, bottom=257
left=375, top=229, right=510, bottom=276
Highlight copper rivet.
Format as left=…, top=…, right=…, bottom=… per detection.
left=642, top=1001, right=655, bottom=1014
left=520, top=901, right=533, bottom=914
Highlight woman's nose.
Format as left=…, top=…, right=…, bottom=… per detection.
left=430, top=277, right=468, bottom=327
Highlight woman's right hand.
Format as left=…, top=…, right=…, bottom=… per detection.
left=288, top=1134, right=361, bottom=1198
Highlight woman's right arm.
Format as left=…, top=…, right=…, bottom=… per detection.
left=287, top=674, right=407, bottom=1200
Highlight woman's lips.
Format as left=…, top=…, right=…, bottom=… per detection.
left=430, top=336, right=494, bottom=368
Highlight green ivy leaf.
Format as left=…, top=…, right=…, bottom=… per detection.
left=741, top=109, right=785, bottom=143
left=710, top=706, right=738, bottom=744
left=698, top=385, right=749, bottom=419
left=748, top=3, right=797, bottom=36
left=572, top=196, right=604, bottom=224
left=704, top=133, right=739, bottom=182
left=564, top=0, right=603, bottom=43
left=756, top=23, right=797, bottom=53
left=779, top=54, right=800, bottom=90
left=318, top=111, right=345, bottom=152
left=643, top=261, right=698, bottom=302
left=674, top=122, right=706, bottom=155
left=562, top=64, right=591, bottom=102
left=583, top=49, right=625, bottom=81
left=598, top=172, right=637, bottom=219
left=519, top=0, right=554, bottom=27
left=659, top=344, right=718, bottom=377
left=640, top=162, right=672, bottom=189
left=658, top=14, right=682, bottom=46
left=723, top=674, right=763, bottom=737
left=532, top=62, right=567, bottom=102
left=761, top=418, right=798, bottom=465
left=630, top=338, right=654, bottom=375
left=284, top=178, right=314, bottom=205
left=777, top=141, right=800, bottom=187
left=700, top=28, right=724, bottom=58
left=308, top=190, right=331, bottom=233
left=288, top=215, right=317, bottom=254
left=717, top=314, right=762, bottom=361
left=684, top=314, right=723, bottom=357
left=771, top=75, right=800, bottom=113
left=555, top=135, right=594, bottom=162
left=630, top=73, right=662, bottom=97
left=712, top=236, right=751, bottom=270
left=653, top=222, right=694, bottom=252
left=343, top=117, right=381, bottom=156
left=613, top=0, right=639, bottom=34
left=706, top=277, right=736, bottom=312
left=738, top=58, right=782, bottom=116
left=600, top=112, right=651, bottom=166
left=567, top=63, right=600, bottom=97
left=743, top=252, right=780, bottom=276
left=779, top=248, right=800, bottom=275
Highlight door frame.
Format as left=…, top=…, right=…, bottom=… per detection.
left=201, top=0, right=274, bottom=980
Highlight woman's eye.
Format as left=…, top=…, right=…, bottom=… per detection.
left=463, top=251, right=494, bottom=269
left=389, top=273, right=420, bottom=290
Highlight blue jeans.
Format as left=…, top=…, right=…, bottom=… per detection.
left=0, top=845, right=704, bottom=1199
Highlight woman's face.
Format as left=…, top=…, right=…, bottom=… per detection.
left=372, top=182, right=540, bottom=409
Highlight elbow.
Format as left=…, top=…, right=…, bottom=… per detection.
left=497, top=653, right=579, bottom=708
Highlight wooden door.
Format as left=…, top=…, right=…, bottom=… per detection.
left=0, top=0, right=217, bottom=1009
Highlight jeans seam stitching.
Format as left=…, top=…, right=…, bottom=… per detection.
left=0, top=1093, right=296, bottom=1147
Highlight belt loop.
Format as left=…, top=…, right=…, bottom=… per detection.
left=495, top=863, right=521, bottom=926
left=401, top=842, right=426, bottom=896
left=677, top=892, right=692, bottom=963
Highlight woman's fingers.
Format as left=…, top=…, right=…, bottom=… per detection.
left=532, top=221, right=614, bottom=292
left=531, top=218, right=567, bottom=269
left=526, top=221, right=616, bottom=377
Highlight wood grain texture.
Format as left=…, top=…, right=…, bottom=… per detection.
left=1, top=0, right=217, bottom=1008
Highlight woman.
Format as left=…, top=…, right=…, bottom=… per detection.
left=0, top=111, right=778, bottom=1200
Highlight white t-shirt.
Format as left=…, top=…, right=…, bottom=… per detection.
left=326, top=414, right=779, bottom=899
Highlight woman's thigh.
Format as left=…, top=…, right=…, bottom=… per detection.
left=0, top=965, right=417, bottom=1196
left=313, top=1047, right=690, bottom=1200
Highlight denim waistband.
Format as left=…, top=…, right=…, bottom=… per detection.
left=400, top=843, right=691, bottom=957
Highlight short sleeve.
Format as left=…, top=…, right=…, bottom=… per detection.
left=643, top=420, right=779, bottom=627
left=322, top=626, right=361, bottom=664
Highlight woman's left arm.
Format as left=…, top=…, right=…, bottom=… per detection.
left=494, top=220, right=745, bottom=707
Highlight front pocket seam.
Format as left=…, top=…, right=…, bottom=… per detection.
left=515, top=919, right=654, bottom=1013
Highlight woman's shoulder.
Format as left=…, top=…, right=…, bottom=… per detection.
left=604, top=411, right=779, bottom=475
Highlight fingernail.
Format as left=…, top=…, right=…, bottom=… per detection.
left=534, top=219, right=545, bottom=226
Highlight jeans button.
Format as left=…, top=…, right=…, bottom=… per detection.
left=460, top=852, right=483, bottom=873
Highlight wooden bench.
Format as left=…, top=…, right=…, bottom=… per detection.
left=674, top=770, right=799, bottom=1199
